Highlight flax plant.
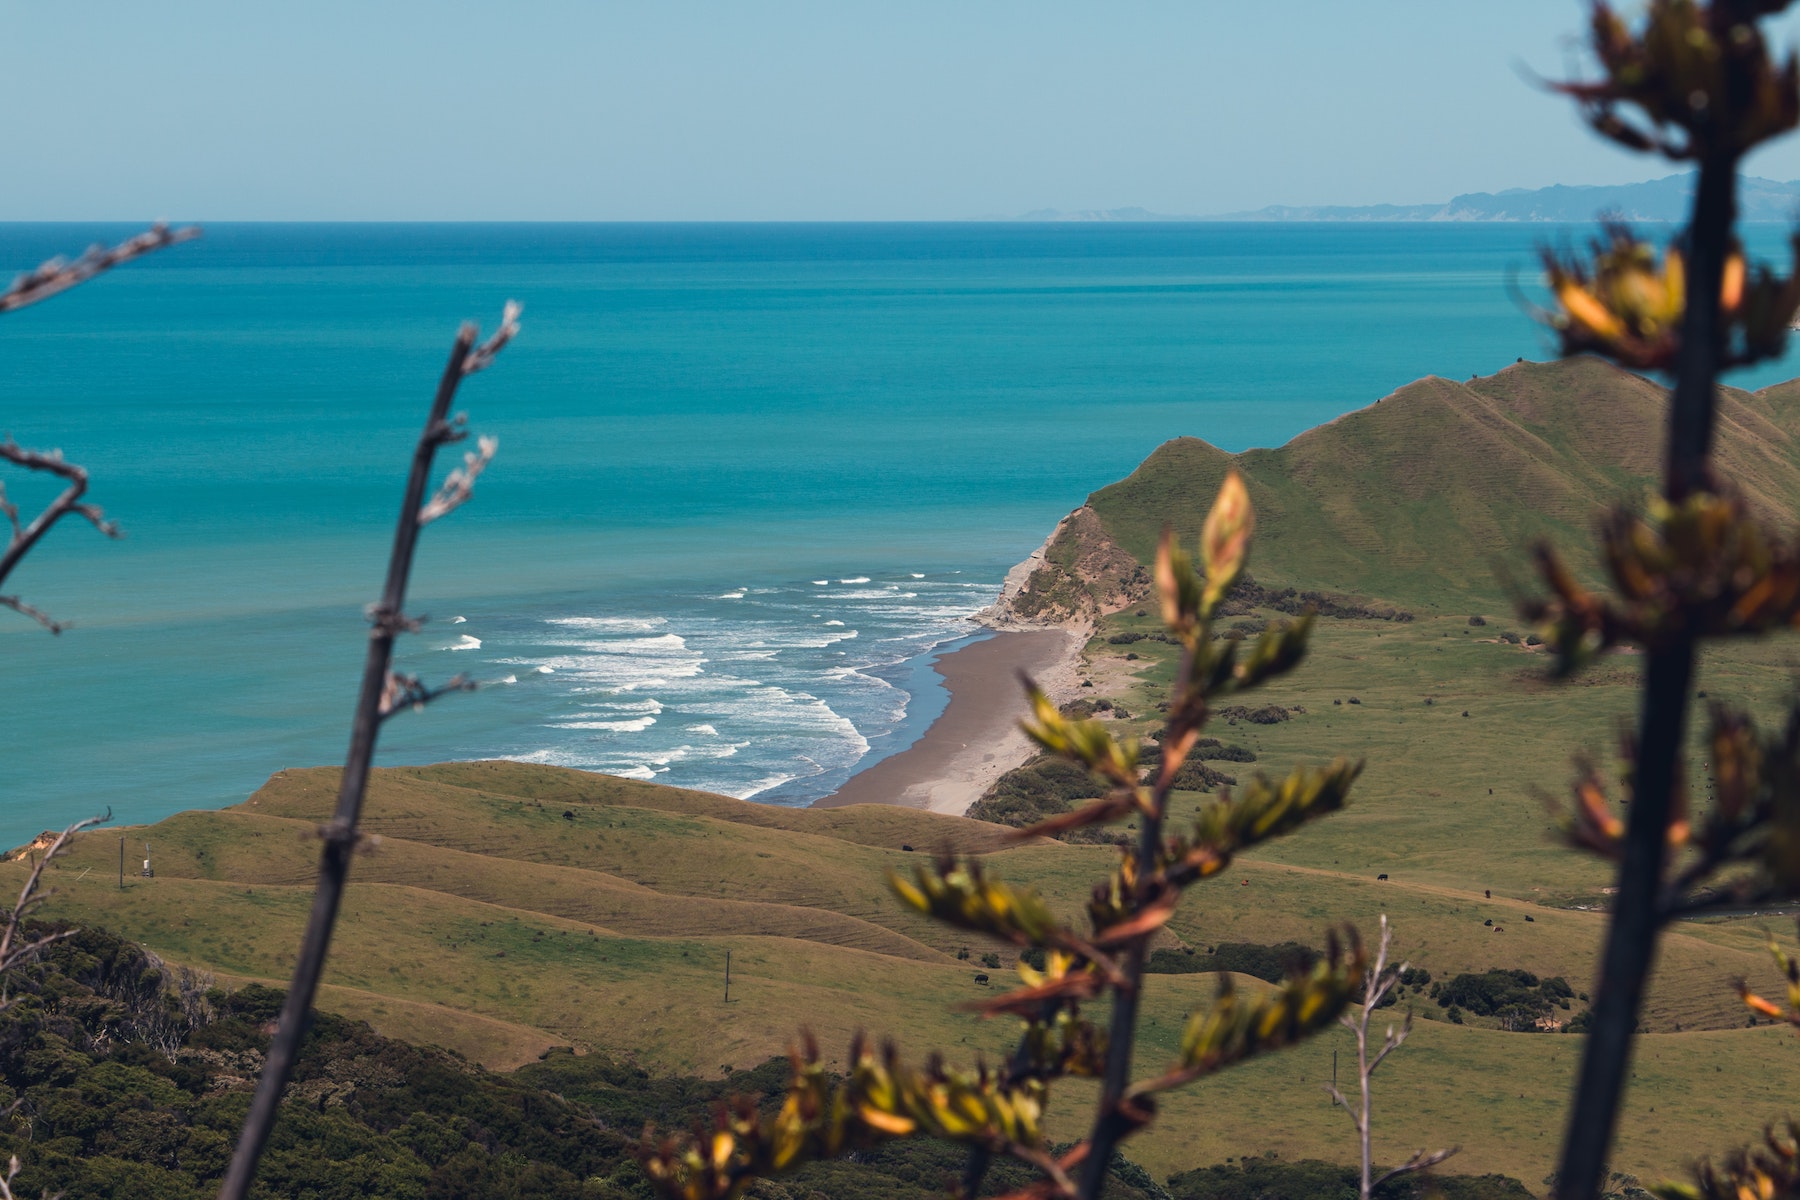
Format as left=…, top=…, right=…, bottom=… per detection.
left=1525, top=3, right=1800, bottom=1197
left=639, top=472, right=1370, bottom=1200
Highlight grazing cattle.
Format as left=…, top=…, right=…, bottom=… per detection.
left=901, top=844, right=914, bottom=852
left=1485, top=889, right=1491, bottom=898
left=1241, top=878, right=1250, bottom=886
left=1494, top=926, right=1504, bottom=933
left=1525, top=915, right=1535, bottom=922
left=1484, top=919, right=1493, bottom=926
left=1377, top=873, right=1389, bottom=881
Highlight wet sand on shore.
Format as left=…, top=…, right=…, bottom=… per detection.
left=813, top=628, right=1080, bottom=815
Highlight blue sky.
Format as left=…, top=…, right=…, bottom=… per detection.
left=8, top=1, right=1800, bottom=220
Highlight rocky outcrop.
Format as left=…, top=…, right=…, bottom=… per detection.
left=976, top=505, right=1148, bottom=633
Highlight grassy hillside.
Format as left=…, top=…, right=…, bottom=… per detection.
left=1088, top=356, right=1800, bottom=609
left=17, top=730, right=1800, bottom=1189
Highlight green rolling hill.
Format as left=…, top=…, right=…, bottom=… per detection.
left=1088, top=356, right=1800, bottom=609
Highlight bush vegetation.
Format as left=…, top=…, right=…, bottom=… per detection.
left=1144, top=943, right=1321, bottom=983
left=1432, top=971, right=1576, bottom=1031
left=1165, top=1157, right=1531, bottom=1200
left=0, top=919, right=1175, bottom=1200
left=963, top=755, right=1125, bottom=845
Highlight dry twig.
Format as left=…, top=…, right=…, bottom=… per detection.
left=1323, top=916, right=1457, bottom=1200
left=0, top=223, right=199, bottom=314
left=0, top=441, right=123, bottom=633
left=0, top=223, right=199, bottom=631
left=0, top=811, right=111, bottom=1011
left=216, top=302, right=518, bottom=1200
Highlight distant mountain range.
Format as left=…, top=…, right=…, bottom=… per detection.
left=1010, top=173, right=1800, bottom=223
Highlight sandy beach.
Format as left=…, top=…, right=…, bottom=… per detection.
left=812, top=627, right=1081, bottom=815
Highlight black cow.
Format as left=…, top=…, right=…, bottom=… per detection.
left=1376, top=873, right=1389, bottom=881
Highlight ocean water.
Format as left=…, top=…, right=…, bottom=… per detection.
left=3, top=222, right=1796, bottom=848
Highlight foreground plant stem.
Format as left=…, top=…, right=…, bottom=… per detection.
left=216, top=319, right=507, bottom=1200
left=1554, top=151, right=1735, bottom=1200
left=1074, top=644, right=1197, bottom=1200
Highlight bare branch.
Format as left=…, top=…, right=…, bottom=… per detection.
left=418, top=434, right=498, bottom=525
left=0, top=223, right=199, bottom=314
left=218, top=302, right=518, bottom=1200
left=461, top=300, right=521, bottom=375
left=0, top=481, right=19, bottom=542
left=0, top=596, right=66, bottom=635
left=1329, top=917, right=1453, bottom=1200
left=1372, top=1147, right=1462, bottom=1191
left=0, top=811, right=112, bottom=1011
left=1367, top=1012, right=1413, bottom=1075
left=378, top=672, right=477, bottom=721
left=0, top=439, right=126, bottom=633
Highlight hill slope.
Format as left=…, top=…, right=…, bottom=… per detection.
left=1087, top=357, right=1800, bottom=609
left=19, top=752, right=1800, bottom=1188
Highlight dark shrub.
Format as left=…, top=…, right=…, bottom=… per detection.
left=1146, top=942, right=1320, bottom=983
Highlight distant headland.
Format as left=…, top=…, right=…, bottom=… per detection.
left=1005, top=172, right=1800, bottom=223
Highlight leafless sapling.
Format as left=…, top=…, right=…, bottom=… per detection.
left=215, top=301, right=519, bottom=1200
left=1322, top=916, right=1457, bottom=1200
left=0, top=811, right=112, bottom=1012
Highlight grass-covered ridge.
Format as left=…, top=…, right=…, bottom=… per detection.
left=1088, top=357, right=1800, bottom=609
left=19, top=736, right=1800, bottom=1188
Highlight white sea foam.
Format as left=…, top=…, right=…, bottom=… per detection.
left=451, top=615, right=467, bottom=624
left=451, top=634, right=482, bottom=651
left=537, top=665, right=556, bottom=674
left=501, top=574, right=1008, bottom=803
left=498, top=675, right=518, bottom=685
left=737, top=774, right=800, bottom=799
left=546, top=615, right=668, bottom=632
left=592, top=698, right=664, bottom=715
left=774, top=630, right=858, bottom=649
left=551, top=716, right=657, bottom=733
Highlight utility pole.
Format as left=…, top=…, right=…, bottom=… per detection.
left=725, top=950, right=731, bottom=1003
left=119, top=837, right=124, bottom=890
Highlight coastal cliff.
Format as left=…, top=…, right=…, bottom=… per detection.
left=975, top=505, right=1148, bottom=633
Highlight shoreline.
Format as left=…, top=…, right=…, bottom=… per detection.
left=811, top=625, right=1082, bottom=815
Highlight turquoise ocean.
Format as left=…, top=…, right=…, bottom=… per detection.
left=4, top=222, right=1796, bottom=849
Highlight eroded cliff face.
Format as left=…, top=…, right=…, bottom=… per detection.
left=976, top=505, right=1149, bottom=633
